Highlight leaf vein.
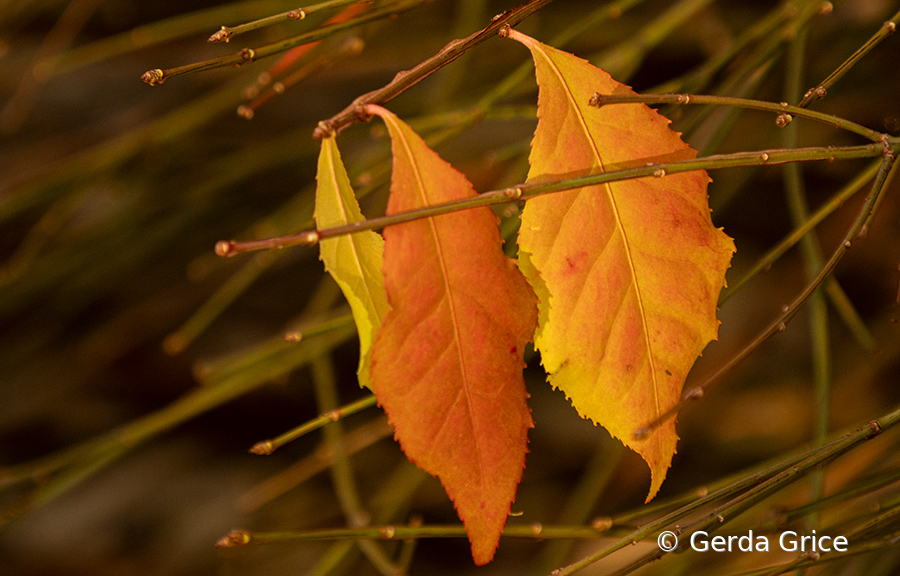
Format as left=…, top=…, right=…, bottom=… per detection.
left=387, top=115, right=486, bottom=492
left=533, top=44, right=662, bottom=419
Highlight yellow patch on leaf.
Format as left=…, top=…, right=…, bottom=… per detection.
left=314, top=135, right=389, bottom=389
left=509, top=30, right=734, bottom=500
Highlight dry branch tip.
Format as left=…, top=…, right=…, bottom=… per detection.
left=216, top=529, right=253, bottom=548
left=249, top=441, right=274, bottom=455
left=140, top=69, right=165, bottom=85
left=214, top=241, right=238, bottom=257
left=209, top=27, right=231, bottom=43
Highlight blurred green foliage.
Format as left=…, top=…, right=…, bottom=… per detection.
left=2, top=1, right=900, bottom=575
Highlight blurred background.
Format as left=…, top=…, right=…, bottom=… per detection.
left=2, top=0, right=900, bottom=574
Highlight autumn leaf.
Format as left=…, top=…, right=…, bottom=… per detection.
left=508, top=29, right=735, bottom=499
left=314, top=135, right=389, bottom=389
left=366, top=104, right=538, bottom=564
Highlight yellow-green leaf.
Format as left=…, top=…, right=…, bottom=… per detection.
left=314, top=135, right=390, bottom=389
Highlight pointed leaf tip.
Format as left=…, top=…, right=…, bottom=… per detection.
left=367, top=105, right=538, bottom=564
left=314, top=136, right=389, bottom=389
left=510, top=31, right=734, bottom=500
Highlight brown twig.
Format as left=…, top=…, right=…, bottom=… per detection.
left=311, top=0, right=556, bottom=138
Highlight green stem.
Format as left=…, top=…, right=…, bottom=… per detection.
left=635, top=152, right=897, bottom=439
left=223, top=523, right=623, bottom=544
left=588, top=93, right=883, bottom=142
left=141, top=0, right=429, bottom=85
left=312, top=357, right=398, bottom=576
left=555, top=405, right=900, bottom=576
left=217, top=141, right=894, bottom=256
left=0, top=321, right=357, bottom=528
left=796, top=8, right=900, bottom=109
left=535, top=441, right=624, bottom=574
left=782, top=27, right=830, bottom=528
left=42, top=1, right=301, bottom=75
left=249, top=394, right=377, bottom=455
left=207, top=0, right=363, bottom=43
left=721, top=160, right=882, bottom=301
left=236, top=417, right=392, bottom=513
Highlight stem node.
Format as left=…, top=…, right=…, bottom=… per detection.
left=216, top=529, right=253, bottom=548
left=238, top=48, right=256, bottom=65
left=140, top=69, right=165, bottom=85
left=215, top=241, right=236, bottom=257
left=776, top=113, right=793, bottom=127
left=209, top=27, right=231, bottom=43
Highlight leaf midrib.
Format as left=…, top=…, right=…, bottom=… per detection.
left=532, top=42, right=661, bottom=420
left=385, top=115, right=486, bottom=490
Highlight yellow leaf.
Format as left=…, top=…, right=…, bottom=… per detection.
left=509, top=30, right=735, bottom=499
left=314, top=135, right=390, bottom=389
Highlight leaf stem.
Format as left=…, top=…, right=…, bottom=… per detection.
left=216, top=141, right=895, bottom=256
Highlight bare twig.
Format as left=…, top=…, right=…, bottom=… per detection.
left=141, top=0, right=425, bottom=85
left=796, top=8, right=899, bottom=109
left=311, top=0, right=556, bottom=138
left=215, top=141, right=892, bottom=257
left=634, top=147, right=897, bottom=440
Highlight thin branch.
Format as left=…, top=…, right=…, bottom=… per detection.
left=249, top=394, right=377, bottom=455
left=588, top=92, right=884, bottom=142
left=226, top=406, right=900, bottom=569
left=782, top=25, right=830, bottom=518
left=555, top=409, right=899, bottom=576
left=633, top=149, right=897, bottom=440
left=796, top=8, right=899, bottom=108
left=207, top=0, right=368, bottom=43
left=140, top=0, right=426, bottom=85
left=208, top=6, right=309, bottom=43
left=310, top=0, right=556, bottom=138
left=215, top=141, right=893, bottom=257
left=721, top=160, right=882, bottom=301
left=236, top=417, right=393, bottom=513
left=216, top=522, right=622, bottom=546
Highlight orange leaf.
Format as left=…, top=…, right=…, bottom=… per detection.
left=366, top=104, right=538, bottom=564
left=509, top=30, right=734, bottom=500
